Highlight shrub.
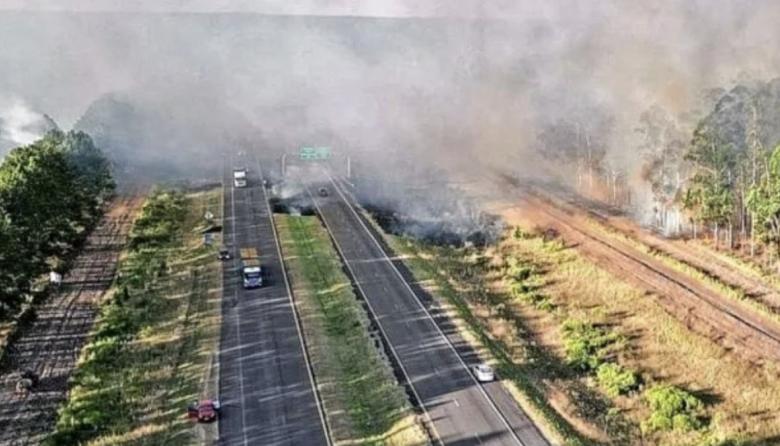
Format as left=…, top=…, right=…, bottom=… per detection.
left=596, top=362, right=639, bottom=397
left=642, top=384, right=703, bottom=433
left=561, top=319, right=616, bottom=371
left=513, top=226, right=529, bottom=240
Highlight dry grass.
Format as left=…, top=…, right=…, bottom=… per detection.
left=686, top=239, right=780, bottom=291
left=504, top=228, right=780, bottom=445
left=583, top=219, right=780, bottom=324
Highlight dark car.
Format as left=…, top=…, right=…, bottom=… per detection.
left=318, top=187, right=329, bottom=197
left=218, top=248, right=231, bottom=261
left=187, top=399, right=221, bottom=423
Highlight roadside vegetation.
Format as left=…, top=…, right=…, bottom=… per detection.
left=276, top=214, right=428, bottom=446
left=46, top=188, right=222, bottom=446
left=368, top=211, right=780, bottom=445
left=0, top=130, right=114, bottom=364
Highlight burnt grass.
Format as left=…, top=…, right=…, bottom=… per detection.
left=364, top=204, right=500, bottom=248
left=269, top=195, right=316, bottom=216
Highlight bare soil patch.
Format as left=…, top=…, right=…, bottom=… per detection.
left=0, top=195, right=143, bottom=445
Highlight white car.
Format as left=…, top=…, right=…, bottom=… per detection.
left=473, top=363, right=495, bottom=382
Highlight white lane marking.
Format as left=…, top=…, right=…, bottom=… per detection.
left=229, top=158, right=250, bottom=446
left=306, top=186, right=444, bottom=446
left=255, top=156, right=334, bottom=446
left=327, top=172, right=527, bottom=446
left=214, top=156, right=224, bottom=444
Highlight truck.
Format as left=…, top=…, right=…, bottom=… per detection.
left=233, top=169, right=247, bottom=188
left=239, top=248, right=262, bottom=288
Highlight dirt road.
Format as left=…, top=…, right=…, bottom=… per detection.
left=560, top=197, right=780, bottom=315
left=0, top=196, right=142, bottom=446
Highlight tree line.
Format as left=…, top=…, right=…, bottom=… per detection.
left=536, top=78, right=780, bottom=263
left=680, top=79, right=780, bottom=259
left=0, top=130, right=114, bottom=317
left=634, top=78, right=780, bottom=261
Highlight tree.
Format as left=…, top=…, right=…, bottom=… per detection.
left=636, top=105, right=689, bottom=232
left=62, top=130, right=115, bottom=221
left=0, top=209, right=32, bottom=315
left=537, top=107, right=612, bottom=192
left=747, top=145, right=780, bottom=264
left=0, top=135, right=82, bottom=262
left=0, top=130, right=114, bottom=317
left=684, top=126, right=737, bottom=246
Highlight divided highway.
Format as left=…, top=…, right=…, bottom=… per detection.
left=218, top=158, right=329, bottom=446
left=308, top=173, right=550, bottom=446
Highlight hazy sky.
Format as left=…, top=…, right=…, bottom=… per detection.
left=2, top=0, right=780, bottom=180
left=0, top=0, right=580, bottom=19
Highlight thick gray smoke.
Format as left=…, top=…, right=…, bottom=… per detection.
left=2, top=1, right=780, bottom=232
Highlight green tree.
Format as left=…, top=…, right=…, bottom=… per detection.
left=747, top=145, right=780, bottom=262
left=0, top=130, right=114, bottom=316
left=0, top=136, right=81, bottom=262
left=0, top=209, right=32, bottom=315
left=62, top=130, right=115, bottom=219
left=684, top=128, right=737, bottom=245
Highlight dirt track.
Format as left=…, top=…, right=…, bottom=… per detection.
left=0, top=196, right=142, bottom=446
left=569, top=203, right=780, bottom=315
left=497, top=184, right=780, bottom=367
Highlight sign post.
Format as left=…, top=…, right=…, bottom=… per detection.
left=299, top=147, right=331, bottom=161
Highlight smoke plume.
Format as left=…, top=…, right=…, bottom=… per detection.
left=2, top=1, right=780, bottom=233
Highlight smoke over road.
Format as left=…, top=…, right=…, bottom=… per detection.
left=2, top=1, right=780, bottom=231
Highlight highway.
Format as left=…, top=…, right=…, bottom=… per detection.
left=217, top=157, right=329, bottom=446
left=308, top=173, right=550, bottom=446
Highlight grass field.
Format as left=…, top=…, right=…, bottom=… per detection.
left=367, top=209, right=780, bottom=446
left=46, top=189, right=223, bottom=446
left=275, top=214, right=428, bottom=446
left=585, top=219, right=780, bottom=324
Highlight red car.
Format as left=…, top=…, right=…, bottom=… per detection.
left=187, top=399, right=221, bottom=423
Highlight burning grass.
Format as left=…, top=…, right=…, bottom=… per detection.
left=275, top=214, right=427, bottom=446
left=45, top=189, right=222, bottom=445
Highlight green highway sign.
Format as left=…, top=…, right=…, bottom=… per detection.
left=299, top=147, right=331, bottom=160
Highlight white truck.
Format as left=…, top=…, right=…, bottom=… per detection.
left=239, top=248, right=262, bottom=288
left=233, top=169, right=247, bottom=188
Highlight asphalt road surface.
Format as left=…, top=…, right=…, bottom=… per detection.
left=309, top=174, right=550, bottom=446
left=218, top=158, right=329, bottom=446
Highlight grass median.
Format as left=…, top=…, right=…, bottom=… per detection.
left=46, top=188, right=222, bottom=446
left=275, top=214, right=428, bottom=446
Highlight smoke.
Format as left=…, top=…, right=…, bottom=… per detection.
left=3, top=1, right=780, bottom=234
left=0, top=98, right=58, bottom=155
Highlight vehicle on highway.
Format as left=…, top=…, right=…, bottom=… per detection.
left=473, top=363, right=495, bottom=382
left=318, top=187, right=329, bottom=197
left=187, top=399, right=221, bottom=423
left=218, top=247, right=231, bottom=261
left=240, top=247, right=263, bottom=288
left=233, top=169, right=248, bottom=188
